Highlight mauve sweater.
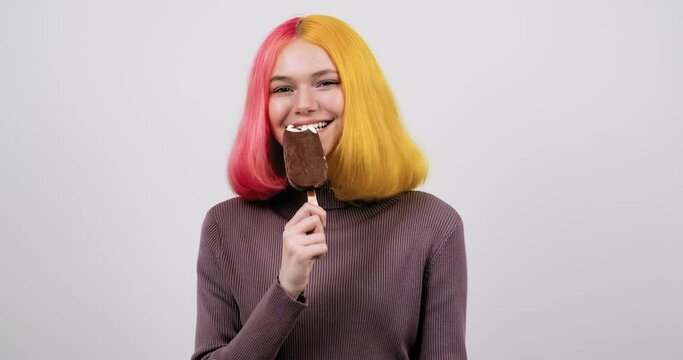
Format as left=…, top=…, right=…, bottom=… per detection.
left=192, top=185, right=467, bottom=359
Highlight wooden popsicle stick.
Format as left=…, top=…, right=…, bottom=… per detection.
left=307, top=189, right=318, bottom=206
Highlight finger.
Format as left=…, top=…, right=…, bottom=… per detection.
left=295, top=232, right=326, bottom=246
left=302, top=202, right=326, bottom=228
left=288, top=214, right=324, bottom=235
left=303, top=243, right=328, bottom=259
left=286, top=203, right=327, bottom=229
left=313, top=216, right=324, bottom=234
left=289, top=203, right=320, bottom=224
left=315, top=206, right=327, bottom=227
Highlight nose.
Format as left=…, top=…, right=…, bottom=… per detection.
left=293, top=88, right=318, bottom=115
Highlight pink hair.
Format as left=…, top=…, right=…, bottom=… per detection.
left=227, top=17, right=299, bottom=200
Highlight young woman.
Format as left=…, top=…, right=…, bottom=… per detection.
left=192, top=15, right=467, bottom=360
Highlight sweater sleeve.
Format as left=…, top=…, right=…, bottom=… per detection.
left=417, top=218, right=468, bottom=359
left=191, top=209, right=306, bottom=360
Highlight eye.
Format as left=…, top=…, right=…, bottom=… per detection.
left=316, top=79, right=340, bottom=88
left=271, top=86, right=293, bottom=94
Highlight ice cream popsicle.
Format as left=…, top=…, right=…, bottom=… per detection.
left=283, top=124, right=328, bottom=205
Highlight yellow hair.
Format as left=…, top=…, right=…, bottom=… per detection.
left=298, top=15, right=428, bottom=201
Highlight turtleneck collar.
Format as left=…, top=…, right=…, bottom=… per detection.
left=266, top=182, right=406, bottom=227
left=269, top=182, right=350, bottom=211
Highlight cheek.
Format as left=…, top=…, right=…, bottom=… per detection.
left=268, top=100, right=285, bottom=145
left=331, top=90, right=345, bottom=116
left=268, top=99, right=287, bottom=121
left=268, top=99, right=280, bottom=125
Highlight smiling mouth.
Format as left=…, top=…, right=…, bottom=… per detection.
left=293, top=120, right=332, bottom=132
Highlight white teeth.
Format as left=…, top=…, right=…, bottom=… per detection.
left=311, top=121, right=330, bottom=130
left=293, top=121, right=331, bottom=132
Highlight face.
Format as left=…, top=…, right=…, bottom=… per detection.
left=269, top=39, right=344, bottom=156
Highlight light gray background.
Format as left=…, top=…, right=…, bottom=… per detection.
left=1, top=0, right=681, bottom=359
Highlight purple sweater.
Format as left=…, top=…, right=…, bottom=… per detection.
left=192, top=185, right=467, bottom=359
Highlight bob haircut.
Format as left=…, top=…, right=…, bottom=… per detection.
left=228, top=15, right=428, bottom=201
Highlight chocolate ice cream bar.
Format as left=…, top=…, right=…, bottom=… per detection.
left=283, top=125, right=328, bottom=205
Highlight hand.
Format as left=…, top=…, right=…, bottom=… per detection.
left=278, top=202, right=327, bottom=300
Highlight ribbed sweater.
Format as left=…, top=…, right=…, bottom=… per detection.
left=192, top=185, right=467, bottom=359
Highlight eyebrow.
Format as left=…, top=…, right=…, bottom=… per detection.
left=270, top=69, right=339, bottom=83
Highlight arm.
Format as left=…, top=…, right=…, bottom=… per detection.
left=417, top=219, right=468, bottom=359
left=191, top=210, right=307, bottom=360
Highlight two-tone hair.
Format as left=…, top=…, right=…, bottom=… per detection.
left=228, top=15, right=428, bottom=201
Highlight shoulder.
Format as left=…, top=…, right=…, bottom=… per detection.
left=204, top=197, right=247, bottom=220
left=397, top=191, right=466, bottom=263
left=204, top=196, right=273, bottom=226
left=208, top=196, right=260, bottom=213
left=394, top=190, right=463, bottom=236
left=199, top=196, right=281, bottom=253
